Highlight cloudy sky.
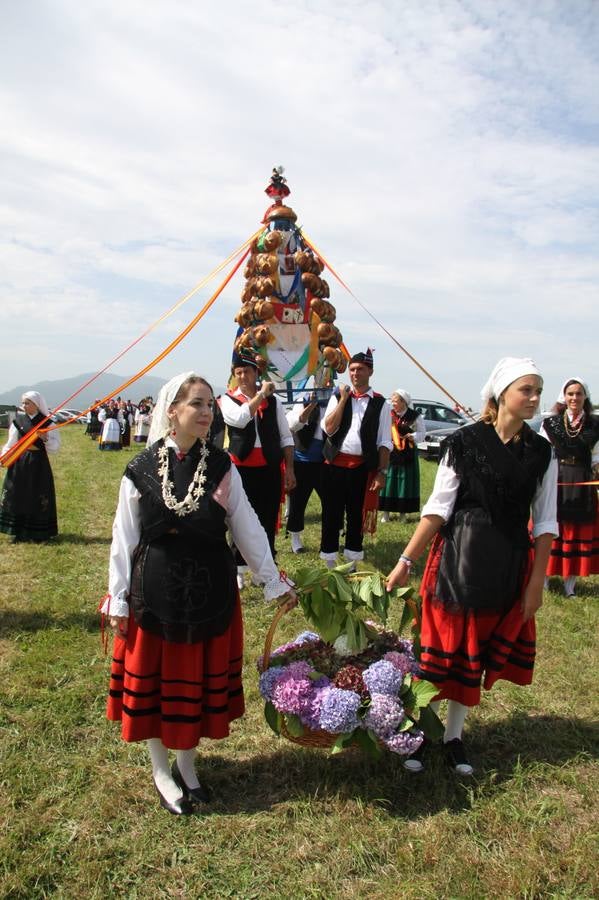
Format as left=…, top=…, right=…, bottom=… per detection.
left=2, top=0, right=598, bottom=409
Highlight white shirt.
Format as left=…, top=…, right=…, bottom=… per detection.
left=102, top=439, right=289, bottom=618
left=1, top=420, right=60, bottom=455
left=422, top=444, right=559, bottom=538
left=220, top=389, right=294, bottom=450
left=323, top=388, right=393, bottom=456
left=286, top=399, right=326, bottom=440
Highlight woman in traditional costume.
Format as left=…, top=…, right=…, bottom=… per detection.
left=386, top=358, right=558, bottom=775
left=98, top=402, right=123, bottom=451
left=85, top=402, right=102, bottom=440
left=119, top=401, right=133, bottom=449
left=134, top=402, right=152, bottom=444
left=379, top=389, right=425, bottom=523
left=101, top=372, right=295, bottom=815
left=0, top=391, right=60, bottom=541
left=540, top=378, right=599, bottom=597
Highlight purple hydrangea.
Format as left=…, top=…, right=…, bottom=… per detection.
left=362, top=660, right=403, bottom=696
left=298, top=678, right=331, bottom=729
left=258, top=666, right=286, bottom=702
left=270, top=661, right=317, bottom=715
left=384, top=729, right=424, bottom=757
left=362, top=693, right=405, bottom=738
left=318, top=687, right=361, bottom=733
left=383, top=651, right=412, bottom=678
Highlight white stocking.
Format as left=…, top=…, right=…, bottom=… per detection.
left=290, top=531, right=304, bottom=553
left=175, top=748, right=201, bottom=790
left=564, top=576, right=576, bottom=596
left=147, top=738, right=182, bottom=804
left=444, top=700, right=469, bottom=743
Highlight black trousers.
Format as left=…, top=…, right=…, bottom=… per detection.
left=320, top=463, right=369, bottom=554
left=287, top=460, right=323, bottom=533
left=234, top=462, right=281, bottom=565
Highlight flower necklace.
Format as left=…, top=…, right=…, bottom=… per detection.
left=563, top=409, right=584, bottom=438
left=157, top=440, right=210, bottom=517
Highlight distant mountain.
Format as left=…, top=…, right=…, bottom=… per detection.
left=0, top=372, right=169, bottom=409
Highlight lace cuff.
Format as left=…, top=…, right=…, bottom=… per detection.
left=263, top=572, right=295, bottom=603
left=100, top=592, right=130, bottom=618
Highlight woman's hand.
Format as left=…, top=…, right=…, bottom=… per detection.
left=386, top=559, right=411, bottom=591
left=109, top=616, right=129, bottom=637
left=277, top=589, right=298, bottom=611
left=521, top=579, right=543, bottom=623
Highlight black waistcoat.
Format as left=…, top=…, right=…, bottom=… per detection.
left=226, top=393, right=282, bottom=465
left=323, top=392, right=386, bottom=470
left=542, top=414, right=599, bottom=523
left=13, top=413, right=47, bottom=452
left=436, top=421, right=552, bottom=613
left=294, top=402, right=324, bottom=453
left=124, top=440, right=237, bottom=643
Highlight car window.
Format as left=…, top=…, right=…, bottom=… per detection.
left=434, top=406, right=463, bottom=424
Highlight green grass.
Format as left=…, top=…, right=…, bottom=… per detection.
left=1, top=427, right=598, bottom=899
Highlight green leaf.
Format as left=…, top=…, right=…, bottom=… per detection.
left=358, top=576, right=373, bottom=603
left=284, top=714, right=304, bottom=737
left=410, top=679, right=440, bottom=708
left=331, top=731, right=355, bottom=754
left=264, top=702, right=281, bottom=736
left=370, top=574, right=384, bottom=597
left=345, top=613, right=360, bottom=651
left=328, top=570, right=353, bottom=605
left=418, top=705, right=445, bottom=742
left=351, top=728, right=383, bottom=759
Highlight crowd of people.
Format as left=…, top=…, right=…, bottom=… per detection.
left=1, top=356, right=598, bottom=813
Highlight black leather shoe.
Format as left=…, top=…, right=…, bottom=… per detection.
left=154, top=781, right=194, bottom=816
left=172, top=760, right=212, bottom=803
left=443, top=738, right=474, bottom=776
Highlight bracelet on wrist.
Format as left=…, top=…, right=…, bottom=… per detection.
left=399, top=554, right=413, bottom=568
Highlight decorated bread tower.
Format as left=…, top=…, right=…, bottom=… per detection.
left=232, top=167, right=347, bottom=394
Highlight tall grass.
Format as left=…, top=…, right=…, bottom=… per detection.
left=1, top=427, right=597, bottom=899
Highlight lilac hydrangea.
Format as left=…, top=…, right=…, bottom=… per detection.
left=258, top=666, right=286, bottom=702
left=384, top=729, right=424, bottom=757
left=362, top=660, right=403, bottom=696
left=298, top=678, right=331, bottom=730
left=383, top=651, right=412, bottom=678
left=270, top=661, right=317, bottom=716
left=362, top=693, right=405, bottom=738
left=318, top=687, right=361, bottom=733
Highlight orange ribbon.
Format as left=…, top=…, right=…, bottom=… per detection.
left=1, top=246, right=251, bottom=469
left=303, top=232, right=474, bottom=420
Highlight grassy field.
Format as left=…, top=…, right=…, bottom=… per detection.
left=1, top=426, right=598, bottom=899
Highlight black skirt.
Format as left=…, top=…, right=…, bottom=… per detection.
left=0, top=448, right=58, bottom=540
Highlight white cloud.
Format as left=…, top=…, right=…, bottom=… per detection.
left=1, top=0, right=598, bottom=407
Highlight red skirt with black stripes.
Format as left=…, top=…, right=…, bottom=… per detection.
left=106, top=597, right=245, bottom=749
left=417, top=534, right=536, bottom=707
left=546, top=508, right=599, bottom=577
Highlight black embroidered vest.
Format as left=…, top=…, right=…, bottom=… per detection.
left=13, top=413, right=47, bottom=452
left=226, top=393, right=282, bottom=464
left=294, top=402, right=323, bottom=453
left=323, top=392, right=386, bottom=470
left=124, top=440, right=237, bottom=643
left=543, top=414, right=599, bottom=523
left=436, top=422, right=552, bottom=613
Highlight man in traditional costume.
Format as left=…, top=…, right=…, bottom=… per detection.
left=319, top=349, right=392, bottom=568
left=219, top=351, right=296, bottom=587
left=285, top=390, right=328, bottom=554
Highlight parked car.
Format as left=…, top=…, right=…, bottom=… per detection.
left=419, top=411, right=549, bottom=461
left=50, top=408, right=85, bottom=424
left=412, top=399, right=469, bottom=432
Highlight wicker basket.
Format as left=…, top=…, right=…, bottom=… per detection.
left=261, top=596, right=421, bottom=750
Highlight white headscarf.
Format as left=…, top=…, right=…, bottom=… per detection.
left=480, top=357, right=542, bottom=405
left=146, top=372, right=195, bottom=447
left=557, top=377, right=591, bottom=404
left=392, top=388, right=412, bottom=408
left=22, top=391, right=50, bottom=417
